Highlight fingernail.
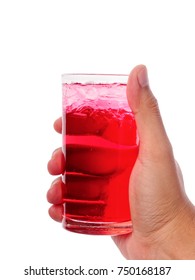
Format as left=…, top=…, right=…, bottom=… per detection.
left=138, top=66, right=149, bottom=88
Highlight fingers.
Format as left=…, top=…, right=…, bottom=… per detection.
left=48, top=118, right=63, bottom=223
left=47, top=148, right=65, bottom=175
left=47, top=119, right=64, bottom=223
left=54, top=117, right=62, bottom=134
left=126, top=65, right=172, bottom=160
left=47, top=177, right=65, bottom=222
left=47, top=177, right=65, bottom=204
left=48, top=204, right=63, bottom=222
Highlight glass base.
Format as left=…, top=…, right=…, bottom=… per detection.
left=62, top=217, right=132, bottom=236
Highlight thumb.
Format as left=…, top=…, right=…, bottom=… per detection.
left=127, top=65, right=172, bottom=159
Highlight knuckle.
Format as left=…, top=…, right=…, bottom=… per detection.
left=145, top=92, right=160, bottom=116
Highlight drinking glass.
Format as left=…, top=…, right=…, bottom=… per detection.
left=62, top=74, right=139, bottom=235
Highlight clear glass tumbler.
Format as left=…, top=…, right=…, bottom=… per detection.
left=62, top=74, right=139, bottom=235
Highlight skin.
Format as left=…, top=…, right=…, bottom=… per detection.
left=47, top=65, right=195, bottom=259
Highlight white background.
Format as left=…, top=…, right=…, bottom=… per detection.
left=0, top=0, right=195, bottom=278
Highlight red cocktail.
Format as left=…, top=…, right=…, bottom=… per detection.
left=62, top=76, right=139, bottom=235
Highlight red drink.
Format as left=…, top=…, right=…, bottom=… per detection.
left=62, top=79, right=139, bottom=235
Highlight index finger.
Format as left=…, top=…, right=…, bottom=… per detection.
left=54, top=117, right=62, bottom=134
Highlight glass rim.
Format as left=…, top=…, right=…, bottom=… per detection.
left=61, top=73, right=129, bottom=84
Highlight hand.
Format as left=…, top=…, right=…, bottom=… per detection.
left=47, top=65, right=195, bottom=259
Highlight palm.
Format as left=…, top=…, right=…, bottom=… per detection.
left=112, top=148, right=185, bottom=259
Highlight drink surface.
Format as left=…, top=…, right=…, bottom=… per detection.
left=62, top=83, right=139, bottom=230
